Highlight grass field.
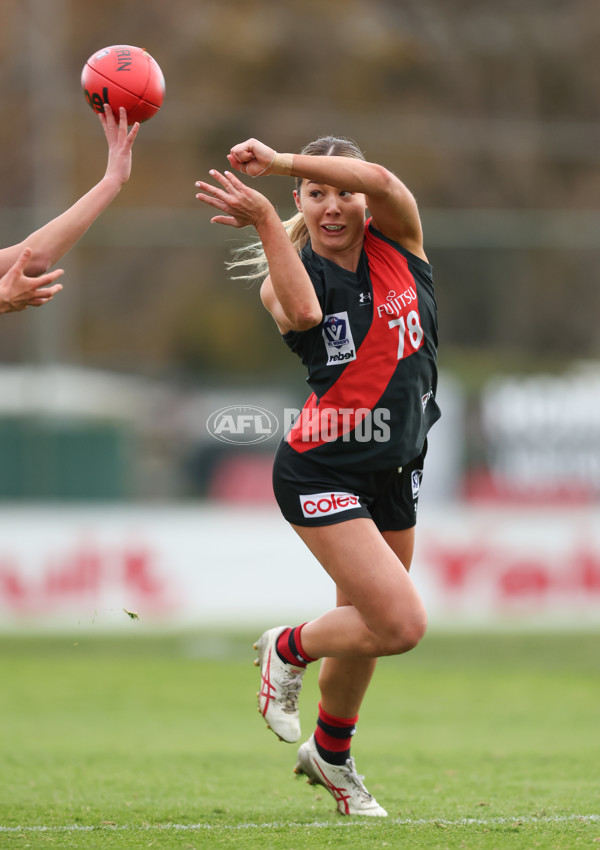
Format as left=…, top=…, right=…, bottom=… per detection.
left=0, top=630, right=598, bottom=849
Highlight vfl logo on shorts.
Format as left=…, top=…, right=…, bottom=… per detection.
left=322, top=312, right=357, bottom=365
left=411, top=470, right=422, bottom=499
left=300, top=491, right=361, bottom=518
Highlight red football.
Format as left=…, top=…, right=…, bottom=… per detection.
left=81, top=44, right=165, bottom=124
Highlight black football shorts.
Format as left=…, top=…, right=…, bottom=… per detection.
left=272, top=439, right=427, bottom=530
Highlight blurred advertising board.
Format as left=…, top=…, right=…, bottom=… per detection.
left=0, top=504, right=599, bottom=632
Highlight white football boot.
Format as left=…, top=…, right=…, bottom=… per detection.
left=294, top=734, right=388, bottom=817
left=253, top=626, right=306, bottom=743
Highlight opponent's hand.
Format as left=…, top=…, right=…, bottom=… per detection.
left=227, top=139, right=276, bottom=178
left=195, top=169, right=274, bottom=228
left=99, top=104, right=140, bottom=187
left=0, top=248, right=64, bottom=313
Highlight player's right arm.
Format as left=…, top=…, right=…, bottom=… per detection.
left=0, top=105, right=139, bottom=278
left=255, top=212, right=322, bottom=335
left=195, top=168, right=322, bottom=334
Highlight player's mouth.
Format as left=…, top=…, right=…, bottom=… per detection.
left=322, top=224, right=345, bottom=233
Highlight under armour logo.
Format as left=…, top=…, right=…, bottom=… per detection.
left=358, top=292, right=372, bottom=305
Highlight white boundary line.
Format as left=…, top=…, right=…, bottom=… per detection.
left=1, top=814, right=599, bottom=832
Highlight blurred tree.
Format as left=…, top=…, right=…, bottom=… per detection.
left=1, top=0, right=599, bottom=377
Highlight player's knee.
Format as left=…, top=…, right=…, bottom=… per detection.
left=380, top=609, right=427, bottom=655
left=401, top=613, right=428, bottom=651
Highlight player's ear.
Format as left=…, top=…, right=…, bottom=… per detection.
left=293, top=189, right=302, bottom=213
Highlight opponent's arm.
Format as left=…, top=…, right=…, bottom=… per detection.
left=0, top=105, right=139, bottom=278
left=195, top=169, right=322, bottom=334
left=228, top=138, right=427, bottom=262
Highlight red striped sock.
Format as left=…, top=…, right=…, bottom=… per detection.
left=314, top=703, right=358, bottom=765
left=275, top=624, right=316, bottom=668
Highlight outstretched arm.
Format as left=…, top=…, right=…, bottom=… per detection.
left=227, top=138, right=427, bottom=261
left=195, top=168, right=322, bottom=333
left=0, top=247, right=64, bottom=314
left=0, top=104, right=139, bottom=278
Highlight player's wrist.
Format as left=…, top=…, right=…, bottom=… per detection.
left=255, top=153, right=294, bottom=178
left=251, top=202, right=281, bottom=233
left=100, top=173, right=126, bottom=195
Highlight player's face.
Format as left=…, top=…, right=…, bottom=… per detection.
left=295, top=182, right=367, bottom=266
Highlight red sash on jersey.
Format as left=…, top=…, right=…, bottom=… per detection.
left=287, top=222, right=423, bottom=452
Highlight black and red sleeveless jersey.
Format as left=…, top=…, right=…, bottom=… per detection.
left=281, top=219, right=440, bottom=471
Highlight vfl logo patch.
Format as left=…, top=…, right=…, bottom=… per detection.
left=411, top=470, right=422, bottom=499
left=300, top=491, right=360, bottom=518
left=322, top=311, right=357, bottom=365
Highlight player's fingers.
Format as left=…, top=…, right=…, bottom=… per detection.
left=104, top=105, right=126, bottom=138
left=228, top=152, right=253, bottom=172
left=9, top=247, right=33, bottom=275
left=222, top=170, right=247, bottom=189
left=214, top=169, right=251, bottom=194
left=194, top=180, right=210, bottom=191
left=210, top=215, right=243, bottom=228
left=100, top=102, right=116, bottom=130
left=117, top=106, right=129, bottom=135
left=32, top=291, right=61, bottom=304
left=206, top=169, right=235, bottom=190
left=229, top=140, right=256, bottom=158
left=196, top=174, right=239, bottom=204
left=28, top=283, right=63, bottom=306
left=195, top=192, right=233, bottom=214
left=194, top=182, right=226, bottom=201
left=126, top=122, right=140, bottom=144
left=38, top=269, right=65, bottom=286
left=42, top=282, right=63, bottom=295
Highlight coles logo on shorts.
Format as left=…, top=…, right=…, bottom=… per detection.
left=300, top=491, right=361, bottom=518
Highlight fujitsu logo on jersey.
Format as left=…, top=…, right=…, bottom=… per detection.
left=299, top=491, right=361, bottom=518
left=322, top=311, right=357, bottom=365
left=376, top=287, right=417, bottom=319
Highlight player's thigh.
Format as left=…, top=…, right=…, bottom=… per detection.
left=291, top=517, right=424, bottom=630
left=382, top=527, right=416, bottom=571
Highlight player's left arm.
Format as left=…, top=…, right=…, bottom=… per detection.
left=293, top=155, right=427, bottom=262
left=227, top=140, right=427, bottom=262
left=363, top=168, right=427, bottom=263
left=0, top=105, right=139, bottom=278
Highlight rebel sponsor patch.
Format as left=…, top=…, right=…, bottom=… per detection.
left=322, top=311, right=357, bottom=365
left=299, top=491, right=361, bottom=518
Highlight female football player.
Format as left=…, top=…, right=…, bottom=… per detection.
left=195, top=136, right=440, bottom=817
